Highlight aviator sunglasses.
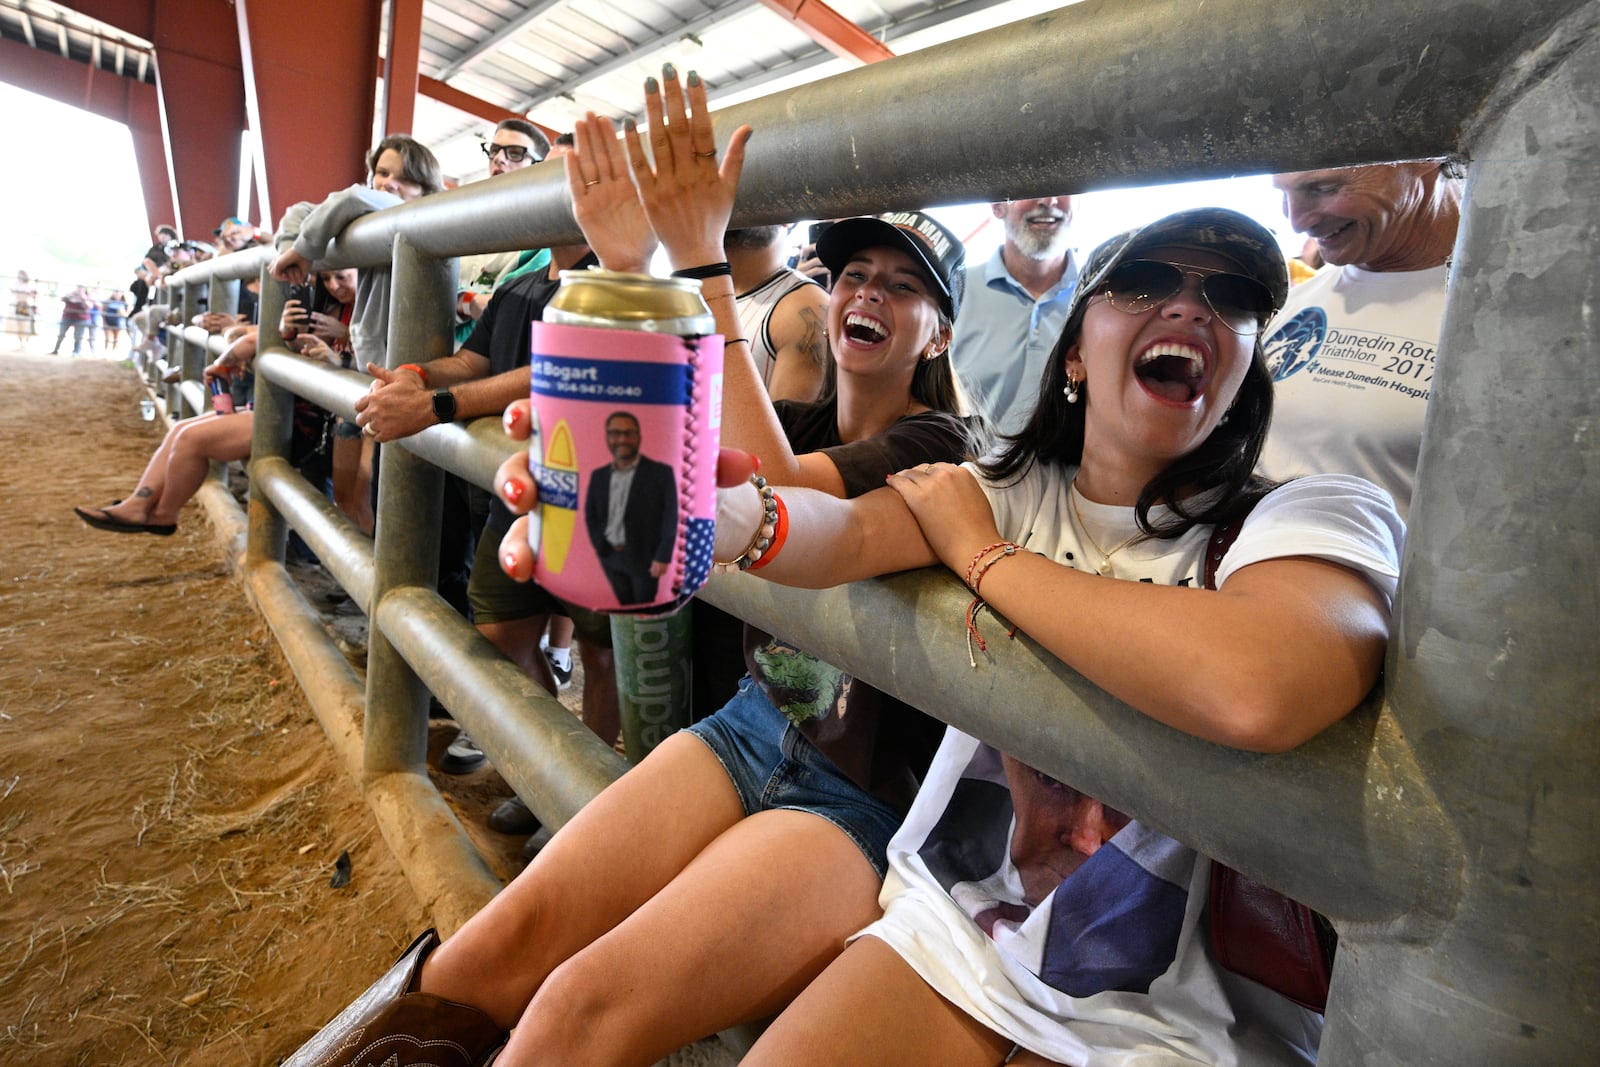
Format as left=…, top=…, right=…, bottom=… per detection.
left=482, top=142, right=538, bottom=163
left=1099, top=259, right=1277, bottom=335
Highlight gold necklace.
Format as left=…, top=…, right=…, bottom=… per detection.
left=1069, top=482, right=1142, bottom=577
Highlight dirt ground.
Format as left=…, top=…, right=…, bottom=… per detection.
left=0, top=347, right=734, bottom=1065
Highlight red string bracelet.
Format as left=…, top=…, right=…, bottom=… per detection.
left=963, top=542, right=1022, bottom=667
left=965, top=541, right=1017, bottom=589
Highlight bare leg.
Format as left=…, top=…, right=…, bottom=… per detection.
left=331, top=432, right=375, bottom=534
left=498, top=807, right=886, bottom=1067
left=477, top=613, right=558, bottom=695
left=578, top=639, right=620, bottom=745
left=419, top=733, right=745, bottom=1025
left=743, top=935, right=1014, bottom=1067
left=546, top=613, right=576, bottom=654
left=102, top=412, right=252, bottom=525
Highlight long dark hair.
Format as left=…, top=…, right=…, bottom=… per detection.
left=980, top=301, right=1277, bottom=539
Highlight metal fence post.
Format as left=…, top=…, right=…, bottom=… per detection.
left=364, top=234, right=455, bottom=778
left=1319, top=11, right=1600, bottom=1064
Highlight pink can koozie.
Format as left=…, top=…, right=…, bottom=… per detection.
left=525, top=271, right=724, bottom=615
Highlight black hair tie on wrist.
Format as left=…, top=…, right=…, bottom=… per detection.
left=671, top=262, right=733, bottom=280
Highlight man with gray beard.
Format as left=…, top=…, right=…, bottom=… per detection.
left=949, top=195, right=1079, bottom=434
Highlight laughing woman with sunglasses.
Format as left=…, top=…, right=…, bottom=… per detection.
left=649, top=209, right=1405, bottom=1065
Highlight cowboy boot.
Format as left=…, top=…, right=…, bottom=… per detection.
left=282, top=929, right=508, bottom=1067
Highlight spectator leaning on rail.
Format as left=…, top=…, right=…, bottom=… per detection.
left=949, top=194, right=1080, bottom=435
left=270, top=134, right=444, bottom=371
left=276, top=64, right=982, bottom=1067
left=72, top=272, right=361, bottom=537
left=130, top=223, right=178, bottom=315
left=453, top=118, right=554, bottom=344
left=646, top=208, right=1399, bottom=1067
left=1259, top=159, right=1462, bottom=520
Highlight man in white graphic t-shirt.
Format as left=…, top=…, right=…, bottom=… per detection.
left=1261, top=160, right=1463, bottom=519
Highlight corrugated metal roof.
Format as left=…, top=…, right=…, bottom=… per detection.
left=0, top=0, right=155, bottom=84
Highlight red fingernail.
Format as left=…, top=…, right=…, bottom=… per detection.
left=503, top=553, right=520, bottom=574
left=750, top=453, right=761, bottom=472
left=503, top=480, right=524, bottom=505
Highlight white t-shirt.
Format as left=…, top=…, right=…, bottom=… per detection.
left=862, top=464, right=1403, bottom=1066
left=1258, top=263, right=1448, bottom=521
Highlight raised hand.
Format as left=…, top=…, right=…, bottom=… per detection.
left=566, top=113, right=659, bottom=274
left=620, top=65, right=753, bottom=271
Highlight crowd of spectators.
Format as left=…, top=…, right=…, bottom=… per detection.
left=72, top=69, right=1465, bottom=1067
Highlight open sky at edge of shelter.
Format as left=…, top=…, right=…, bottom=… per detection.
left=0, top=83, right=154, bottom=298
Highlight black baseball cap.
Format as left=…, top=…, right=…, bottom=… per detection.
left=816, top=211, right=967, bottom=320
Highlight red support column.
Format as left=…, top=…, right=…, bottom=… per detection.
left=235, top=0, right=382, bottom=224
left=380, top=0, right=424, bottom=135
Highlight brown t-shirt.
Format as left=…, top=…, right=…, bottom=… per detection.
left=743, top=397, right=979, bottom=815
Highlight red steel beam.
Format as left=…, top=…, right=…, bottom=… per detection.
left=377, top=59, right=561, bottom=142
left=757, top=0, right=895, bottom=64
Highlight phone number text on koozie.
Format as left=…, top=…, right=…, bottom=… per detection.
left=531, top=355, right=692, bottom=405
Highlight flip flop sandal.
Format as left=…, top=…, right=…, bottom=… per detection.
left=73, top=506, right=177, bottom=536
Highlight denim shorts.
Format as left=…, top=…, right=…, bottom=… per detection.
left=686, top=676, right=902, bottom=879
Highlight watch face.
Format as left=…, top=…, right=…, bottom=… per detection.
left=432, top=388, right=456, bottom=421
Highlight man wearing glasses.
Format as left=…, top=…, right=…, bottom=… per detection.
left=454, top=119, right=556, bottom=341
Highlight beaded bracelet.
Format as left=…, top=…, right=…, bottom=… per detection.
left=746, top=493, right=788, bottom=571
left=714, top=475, right=778, bottom=572
left=672, top=261, right=733, bottom=280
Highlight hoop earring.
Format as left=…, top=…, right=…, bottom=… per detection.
left=1064, top=371, right=1082, bottom=405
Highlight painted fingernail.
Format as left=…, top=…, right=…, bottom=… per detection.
left=502, top=407, right=519, bottom=433
left=503, top=480, right=524, bottom=505
left=750, top=453, right=761, bottom=472
left=663, top=62, right=677, bottom=79
left=687, top=70, right=701, bottom=88
left=504, top=552, right=520, bottom=575
left=623, top=117, right=637, bottom=132
left=645, top=77, right=658, bottom=94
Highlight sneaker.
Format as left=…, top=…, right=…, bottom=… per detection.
left=544, top=648, right=573, bottom=691
left=440, top=730, right=488, bottom=774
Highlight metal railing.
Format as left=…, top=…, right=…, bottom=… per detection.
left=163, top=0, right=1600, bottom=1060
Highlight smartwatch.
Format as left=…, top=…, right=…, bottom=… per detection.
left=431, top=388, right=458, bottom=423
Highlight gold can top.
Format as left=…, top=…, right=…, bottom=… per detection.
left=547, top=268, right=715, bottom=334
